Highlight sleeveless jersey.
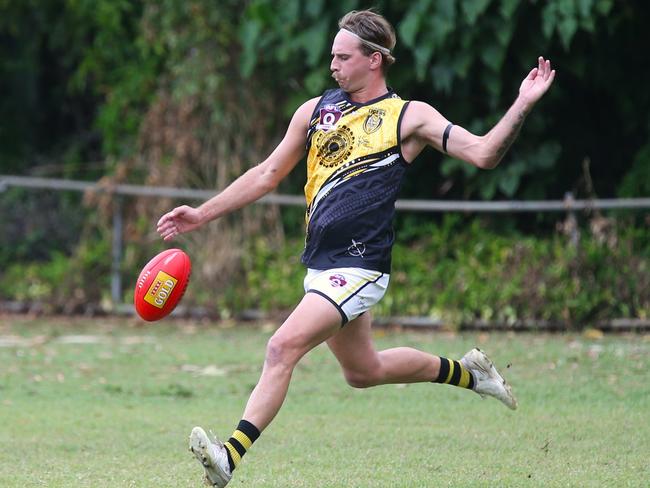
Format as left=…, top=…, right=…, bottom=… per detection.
left=301, top=88, right=410, bottom=273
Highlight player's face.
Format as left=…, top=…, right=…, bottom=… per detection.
left=330, top=31, right=373, bottom=93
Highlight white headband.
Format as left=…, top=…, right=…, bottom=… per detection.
left=339, top=28, right=392, bottom=56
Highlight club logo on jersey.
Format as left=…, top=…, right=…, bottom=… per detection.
left=316, top=104, right=342, bottom=131
left=347, top=239, right=366, bottom=258
left=363, top=108, right=385, bottom=134
left=144, top=271, right=178, bottom=309
left=315, top=125, right=355, bottom=168
left=329, top=274, right=347, bottom=287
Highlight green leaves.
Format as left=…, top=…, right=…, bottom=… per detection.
left=618, top=143, right=650, bottom=198
left=299, top=18, right=330, bottom=67
left=542, top=0, right=577, bottom=48
left=439, top=141, right=561, bottom=200
left=239, top=19, right=263, bottom=78
left=542, top=0, right=614, bottom=49
left=398, top=0, right=433, bottom=48
left=400, top=0, right=458, bottom=81
left=1, top=0, right=644, bottom=204
left=461, top=0, right=491, bottom=25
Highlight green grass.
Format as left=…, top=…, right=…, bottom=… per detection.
left=1, top=317, right=649, bottom=487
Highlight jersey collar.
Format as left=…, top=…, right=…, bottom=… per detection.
left=343, top=87, right=397, bottom=107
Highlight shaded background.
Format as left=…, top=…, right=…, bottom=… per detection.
left=1, top=0, right=648, bottom=325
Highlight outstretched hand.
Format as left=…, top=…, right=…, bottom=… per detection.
left=157, top=205, right=203, bottom=241
left=519, top=56, right=556, bottom=106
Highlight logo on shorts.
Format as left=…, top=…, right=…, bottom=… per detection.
left=329, top=274, right=347, bottom=287
left=316, top=104, right=342, bottom=132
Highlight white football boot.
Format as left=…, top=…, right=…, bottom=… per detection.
left=460, top=348, right=518, bottom=410
left=189, top=427, right=232, bottom=487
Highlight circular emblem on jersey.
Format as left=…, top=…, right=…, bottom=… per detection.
left=315, top=125, right=355, bottom=168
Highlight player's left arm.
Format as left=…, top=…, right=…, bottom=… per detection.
left=404, top=57, right=556, bottom=169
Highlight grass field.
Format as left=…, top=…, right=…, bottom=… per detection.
left=0, top=316, right=648, bottom=487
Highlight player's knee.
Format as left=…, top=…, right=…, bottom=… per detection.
left=343, top=369, right=379, bottom=389
left=265, top=334, right=301, bottom=368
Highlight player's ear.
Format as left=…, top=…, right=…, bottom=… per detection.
left=369, top=52, right=383, bottom=70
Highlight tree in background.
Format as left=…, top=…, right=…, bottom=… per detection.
left=2, top=0, right=649, bottom=199
left=0, top=0, right=648, bottom=319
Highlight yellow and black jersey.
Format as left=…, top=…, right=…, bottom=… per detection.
left=301, top=88, right=410, bottom=273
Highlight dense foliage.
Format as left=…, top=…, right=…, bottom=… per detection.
left=237, top=214, right=650, bottom=326
left=1, top=0, right=649, bottom=324
left=2, top=214, right=648, bottom=325
left=3, top=0, right=649, bottom=197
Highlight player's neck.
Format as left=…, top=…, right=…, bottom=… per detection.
left=347, top=78, right=388, bottom=104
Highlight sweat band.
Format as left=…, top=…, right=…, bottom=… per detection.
left=339, top=28, right=392, bottom=56
left=442, top=123, right=453, bottom=153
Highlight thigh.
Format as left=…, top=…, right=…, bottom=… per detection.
left=326, top=311, right=382, bottom=373
left=270, top=291, right=343, bottom=356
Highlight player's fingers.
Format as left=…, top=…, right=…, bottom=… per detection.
left=160, top=226, right=177, bottom=240
left=156, top=218, right=174, bottom=234
left=172, top=205, right=194, bottom=218
left=547, top=69, right=556, bottom=85
left=526, top=67, right=538, bottom=80
left=158, top=204, right=192, bottom=226
left=158, top=206, right=185, bottom=225
left=156, top=211, right=176, bottom=228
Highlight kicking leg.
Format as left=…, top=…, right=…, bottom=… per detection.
left=327, top=313, right=517, bottom=409
left=326, top=311, right=442, bottom=387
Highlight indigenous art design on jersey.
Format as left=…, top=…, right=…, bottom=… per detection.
left=302, top=88, right=410, bottom=273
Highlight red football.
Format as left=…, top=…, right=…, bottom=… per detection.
left=134, top=249, right=191, bottom=321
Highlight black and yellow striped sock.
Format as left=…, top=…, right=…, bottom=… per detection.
left=223, top=419, right=260, bottom=472
left=432, top=357, right=475, bottom=389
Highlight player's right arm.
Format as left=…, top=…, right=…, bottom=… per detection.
left=157, top=97, right=319, bottom=241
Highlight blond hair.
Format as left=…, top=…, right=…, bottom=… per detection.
left=338, top=10, right=396, bottom=71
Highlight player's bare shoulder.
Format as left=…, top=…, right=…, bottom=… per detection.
left=400, top=101, right=450, bottom=161
left=278, top=97, right=321, bottom=148
left=292, top=97, right=321, bottom=130
left=400, top=101, right=446, bottom=139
